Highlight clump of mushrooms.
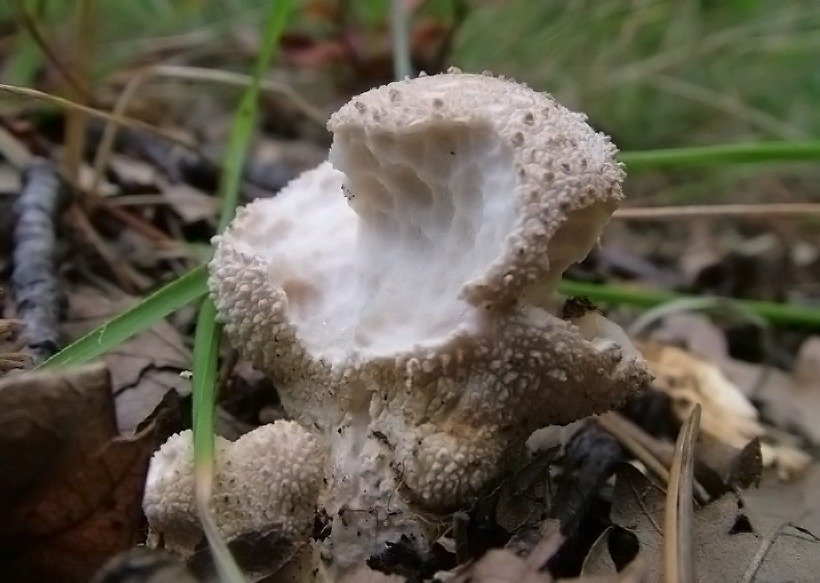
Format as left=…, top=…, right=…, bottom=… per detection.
left=144, top=69, right=650, bottom=573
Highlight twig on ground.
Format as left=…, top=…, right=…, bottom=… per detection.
left=552, top=422, right=624, bottom=535
left=11, top=159, right=71, bottom=364
left=663, top=404, right=701, bottom=583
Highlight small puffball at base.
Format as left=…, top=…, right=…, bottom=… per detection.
left=142, top=420, right=326, bottom=554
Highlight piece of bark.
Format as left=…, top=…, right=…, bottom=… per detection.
left=11, top=158, right=71, bottom=364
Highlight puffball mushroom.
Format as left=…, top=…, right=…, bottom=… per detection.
left=149, top=69, right=649, bottom=570
left=143, top=420, right=326, bottom=554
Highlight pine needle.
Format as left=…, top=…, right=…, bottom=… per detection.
left=663, top=403, right=701, bottom=583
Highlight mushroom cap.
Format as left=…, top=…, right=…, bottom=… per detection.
left=211, top=71, right=623, bottom=374
left=143, top=420, right=326, bottom=553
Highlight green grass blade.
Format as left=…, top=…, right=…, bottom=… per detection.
left=558, top=279, right=820, bottom=329
left=192, top=1, right=296, bottom=580
left=41, top=265, right=208, bottom=369
left=217, top=0, right=295, bottom=232
left=619, top=140, right=820, bottom=170
left=192, top=298, right=244, bottom=583
left=192, top=300, right=220, bottom=442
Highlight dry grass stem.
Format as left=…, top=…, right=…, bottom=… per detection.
left=647, top=74, right=805, bottom=139
left=77, top=188, right=179, bottom=248
left=2, top=120, right=176, bottom=249
left=614, top=203, right=820, bottom=220
left=600, top=411, right=709, bottom=504
left=62, top=0, right=95, bottom=185
left=663, top=403, right=701, bottom=583
left=598, top=412, right=671, bottom=485
left=68, top=205, right=150, bottom=293
left=0, top=125, right=33, bottom=168
left=0, top=84, right=198, bottom=151
left=91, top=64, right=327, bottom=197
left=11, top=0, right=96, bottom=104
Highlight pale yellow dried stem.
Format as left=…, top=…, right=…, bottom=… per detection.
left=91, top=64, right=327, bottom=198
left=614, top=202, right=820, bottom=220
left=0, top=84, right=198, bottom=151
left=663, top=403, right=701, bottom=583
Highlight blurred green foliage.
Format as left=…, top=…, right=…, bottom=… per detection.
left=1, top=0, right=817, bottom=202
left=454, top=0, right=819, bottom=150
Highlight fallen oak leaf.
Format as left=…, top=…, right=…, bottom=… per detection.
left=608, top=465, right=820, bottom=582
left=723, top=336, right=820, bottom=450
left=62, top=284, right=190, bottom=432
left=187, top=525, right=306, bottom=583
left=580, top=527, right=640, bottom=577
left=4, top=428, right=158, bottom=581
left=440, top=521, right=648, bottom=583
left=0, top=364, right=166, bottom=582
left=0, top=362, right=115, bottom=518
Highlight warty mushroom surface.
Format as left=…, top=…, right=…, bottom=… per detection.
left=157, top=70, right=650, bottom=571
left=143, top=420, right=326, bottom=554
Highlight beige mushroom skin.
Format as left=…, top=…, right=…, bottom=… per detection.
left=203, top=69, right=649, bottom=570
left=143, top=420, right=326, bottom=554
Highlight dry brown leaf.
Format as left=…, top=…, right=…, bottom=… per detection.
left=188, top=526, right=306, bottom=583
left=608, top=465, right=820, bottom=582
left=63, top=284, right=190, bottom=431
left=442, top=524, right=647, bottom=583
left=741, top=463, right=820, bottom=540
left=449, top=548, right=555, bottom=582
left=0, top=317, right=29, bottom=372
left=646, top=314, right=820, bottom=451
left=0, top=364, right=160, bottom=582
left=108, top=154, right=158, bottom=188
left=723, top=336, right=820, bottom=449
left=160, top=181, right=219, bottom=224
left=638, top=341, right=810, bottom=479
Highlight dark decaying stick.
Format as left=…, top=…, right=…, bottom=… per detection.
left=11, top=158, right=71, bottom=364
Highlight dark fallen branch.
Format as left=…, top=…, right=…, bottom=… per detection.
left=11, top=158, right=71, bottom=364
left=546, top=421, right=624, bottom=576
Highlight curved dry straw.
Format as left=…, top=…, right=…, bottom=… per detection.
left=90, top=64, right=327, bottom=198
